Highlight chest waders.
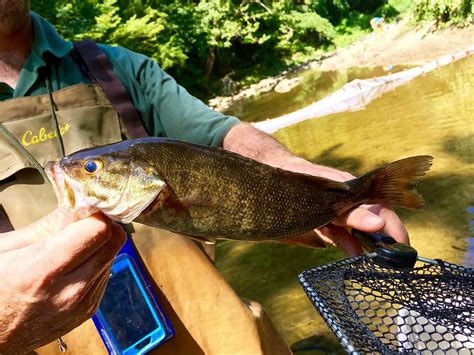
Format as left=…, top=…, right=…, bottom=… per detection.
left=0, top=40, right=148, bottom=229
left=0, top=41, right=293, bottom=355
left=0, top=40, right=149, bottom=351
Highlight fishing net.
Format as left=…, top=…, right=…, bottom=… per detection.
left=299, top=255, right=474, bottom=354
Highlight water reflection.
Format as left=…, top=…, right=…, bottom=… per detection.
left=274, top=55, right=473, bottom=262
left=223, top=65, right=409, bottom=122
left=216, top=55, right=473, bottom=348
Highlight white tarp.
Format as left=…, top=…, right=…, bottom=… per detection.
left=253, top=45, right=474, bottom=134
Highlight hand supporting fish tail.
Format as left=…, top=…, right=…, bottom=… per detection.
left=223, top=123, right=421, bottom=257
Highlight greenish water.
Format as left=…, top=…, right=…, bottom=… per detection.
left=223, top=65, right=408, bottom=123
left=216, top=55, right=474, bottom=352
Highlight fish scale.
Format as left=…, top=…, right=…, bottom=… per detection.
left=46, top=137, right=433, bottom=242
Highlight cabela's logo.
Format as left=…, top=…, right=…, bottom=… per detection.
left=22, top=123, right=71, bottom=146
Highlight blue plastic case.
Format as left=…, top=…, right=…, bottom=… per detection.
left=92, top=235, right=173, bottom=354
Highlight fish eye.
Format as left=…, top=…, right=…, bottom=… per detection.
left=83, top=159, right=103, bottom=174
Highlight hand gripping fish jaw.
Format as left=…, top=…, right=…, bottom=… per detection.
left=46, top=146, right=167, bottom=223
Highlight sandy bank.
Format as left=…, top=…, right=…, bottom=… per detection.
left=320, top=21, right=474, bottom=70
left=209, top=21, right=474, bottom=112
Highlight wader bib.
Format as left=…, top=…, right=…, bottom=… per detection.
left=0, top=47, right=290, bottom=354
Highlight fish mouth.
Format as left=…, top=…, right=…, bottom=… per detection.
left=45, top=161, right=78, bottom=211
left=45, top=161, right=96, bottom=218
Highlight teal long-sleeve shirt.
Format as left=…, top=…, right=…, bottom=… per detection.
left=0, top=12, right=240, bottom=147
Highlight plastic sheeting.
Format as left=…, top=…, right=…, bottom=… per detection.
left=253, top=45, right=474, bottom=134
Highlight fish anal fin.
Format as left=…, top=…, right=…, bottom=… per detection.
left=277, top=230, right=326, bottom=249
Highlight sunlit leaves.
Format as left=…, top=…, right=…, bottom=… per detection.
left=414, top=0, right=473, bottom=26
left=32, top=0, right=440, bottom=97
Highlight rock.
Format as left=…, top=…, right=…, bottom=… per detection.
left=274, top=77, right=302, bottom=93
left=255, top=77, right=279, bottom=94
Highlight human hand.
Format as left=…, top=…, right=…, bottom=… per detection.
left=0, top=209, right=126, bottom=353
left=222, top=124, right=408, bottom=256
left=278, top=157, right=409, bottom=256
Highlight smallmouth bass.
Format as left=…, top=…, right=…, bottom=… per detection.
left=46, top=138, right=432, bottom=242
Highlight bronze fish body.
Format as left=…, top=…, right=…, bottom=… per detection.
left=46, top=137, right=433, bottom=242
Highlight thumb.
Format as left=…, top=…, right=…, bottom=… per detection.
left=333, top=207, right=386, bottom=233
left=0, top=209, right=77, bottom=252
left=28, top=208, right=77, bottom=238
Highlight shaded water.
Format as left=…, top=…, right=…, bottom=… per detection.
left=223, top=65, right=408, bottom=123
left=216, top=55, right=474, bottom=351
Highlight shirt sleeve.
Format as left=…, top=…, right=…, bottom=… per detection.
left=103, top=45, right=240, bottom=147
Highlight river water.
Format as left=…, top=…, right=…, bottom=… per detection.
left=216, top=55, right=473, bottom=352
left=223, top=64, right=409, bottom=123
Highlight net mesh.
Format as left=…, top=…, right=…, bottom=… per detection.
left=299, top=255, right=474, bottom=354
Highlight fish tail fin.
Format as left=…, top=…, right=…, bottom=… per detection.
left=357, top=155, right=433, bottom=209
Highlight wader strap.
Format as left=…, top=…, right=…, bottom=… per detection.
left=0, top=205, right=14, bottom=233
left=72, top=40, right=149, bottom=138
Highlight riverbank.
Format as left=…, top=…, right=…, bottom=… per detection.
left=216, top=53, right=474, bottom=350
left=208, top=21, right=474, bottom=113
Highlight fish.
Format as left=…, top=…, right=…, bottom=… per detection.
left=45, top=137, right=433, bottom=243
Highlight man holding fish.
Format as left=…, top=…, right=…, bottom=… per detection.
left=0, top=1, right=420, bottom=354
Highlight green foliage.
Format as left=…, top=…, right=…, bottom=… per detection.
left=278, top=11, right=336, bottom=51
left=82, top=1, right=172, bottom=62
left=348, top=0, right=389, bottom=13
left=388, top=0, right=416, bottom=13
left=414, top=0, right=473, bottom=26
left=194, top=1, right=263, bottom=48
left=30, top=0, right=451, bottom=99
left=31, top=0, right=188, bottom=69
left=31, top=0, right=97, bottom=38
left=311, top=0, right=351, bottom=24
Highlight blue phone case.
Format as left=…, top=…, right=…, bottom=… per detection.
left=92, top=236, right=173, bottom=354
